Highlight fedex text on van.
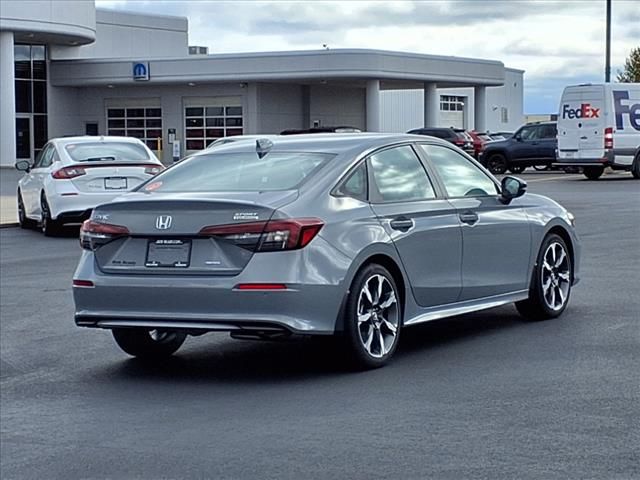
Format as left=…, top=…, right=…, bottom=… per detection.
left=561, top=103, right=600, bottom=119
left=613, top=91, right=640, bottom=131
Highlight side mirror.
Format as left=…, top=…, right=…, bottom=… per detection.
left=15, top=160, right=31, bottom=172
left=514, top=135, right=522, bottom=142
left=500, top=176, right=527, bottom=204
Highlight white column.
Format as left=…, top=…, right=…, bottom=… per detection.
left=366, top=80, right=380, bottom=132
left=423, top=82, right=439, bottom=127
left=474, top=86, right=487, bottom=132
left=0, top=31, right=16, bottom=167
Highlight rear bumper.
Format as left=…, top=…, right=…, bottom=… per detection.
left=555, top=149, right=633, bottom=169
left=73, top=237, right=352, bottom=335
left=49, top=191, right=129, bottom=221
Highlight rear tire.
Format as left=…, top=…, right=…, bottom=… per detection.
left=583, top=166, right=604, bottom=180
left=534, top=165, right=550, bottom=171
left=343, top=264, right=401, bottom=369
left=40, top=194, right=61, bottom=236
left=631, top=154, right=640, bottom=179
left=112, top=328, right=186, bottom=359
left=516, top=233, right=572, bottom=321
left=17, top=191, right=36, bottom=229
left=487, top=154, right=508, bottom=174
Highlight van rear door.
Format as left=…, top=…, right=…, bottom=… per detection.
left=558, top=85, right=605, bottom=160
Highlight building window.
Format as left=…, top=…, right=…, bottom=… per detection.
left=440, top=95, right=465, bottom=112
left=501, top=107, right=509, bottom=123
left=184, top=104, right=243, bottom=150
left=107, top=107, right=163, bottom=151
left=14, top=44, right=48, bottom=159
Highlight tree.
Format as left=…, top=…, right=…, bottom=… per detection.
left=616, top=47, right=640, bottom=83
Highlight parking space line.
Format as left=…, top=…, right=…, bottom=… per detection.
left=525, top=174, right=584, bottom=183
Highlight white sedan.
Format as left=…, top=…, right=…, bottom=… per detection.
left=16, top=136, right=164, bottom=235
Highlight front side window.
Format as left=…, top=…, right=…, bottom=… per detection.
left=419, top=144, right=498, bottom=198
left=142, top=151, right=333, bottom=192
left=368, top=145, right=436, bottom=203
left=517, top=126, right=538, bottom=141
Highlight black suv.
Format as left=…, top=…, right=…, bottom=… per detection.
left=480, top=122, right=557, bottom=174
left=407, top=127, right=475, bottom=156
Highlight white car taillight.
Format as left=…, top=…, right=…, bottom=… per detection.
left=144, top=165, right=164, bottom=175
left=52, top=166, right=86, bottom=179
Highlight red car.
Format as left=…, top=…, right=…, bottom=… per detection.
left=463, top=130, right=491, bottom=159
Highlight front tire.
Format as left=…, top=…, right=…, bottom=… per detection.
left=583, top=166, right=604, bottom=180
left=509, top=165, right=526, bottom=174
left=516, top=233, right=572, bottom=321
left=112, top=328, right=186, bottom=359
left=487, top=154, right=508, bottom=174
left=344, top=264, right=401, bottom=369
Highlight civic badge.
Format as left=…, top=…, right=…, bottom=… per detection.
left=155, top=215, right=172, bottom=230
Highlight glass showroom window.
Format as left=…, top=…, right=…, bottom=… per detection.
left=440, top=95, right=465, bottom=112
left=107, top=108, right=163, bottom=151
left=184, top=105, right=243, bottom=150
left=14, top=44, right=47, bottom=160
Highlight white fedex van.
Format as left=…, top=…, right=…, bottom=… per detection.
left=556, top=83, right=640, bottom=180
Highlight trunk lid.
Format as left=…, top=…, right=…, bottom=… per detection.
left=91, top=190, right=298, bottom=276
left=69, top=162, right=159, bottom=193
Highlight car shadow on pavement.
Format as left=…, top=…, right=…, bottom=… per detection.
left=108, top=306, right=523, bottom=384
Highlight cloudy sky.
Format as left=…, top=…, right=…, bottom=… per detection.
left=96, top=0, right=639, bottom=114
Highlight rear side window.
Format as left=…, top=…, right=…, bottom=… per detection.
left=539, top=125, right=557, bottom=139
left=419, top=144, right=498, bottom=198
left=368, top=145, right=436, bottom=203
left=145, top=151, right=334, bottom=192
left=335, top=162, right=367, bottom=201
left=65, top=142, right=150, bottom=162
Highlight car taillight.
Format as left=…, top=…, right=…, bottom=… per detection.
left=52, top=166, right=86, bottom=179
left=199, top=218, right=324, bottom=252
left=604, top=127, right=614, bottom=149
left=144, top=165, right=164, bottom=175
left=80, top=220, right=130, bottom=250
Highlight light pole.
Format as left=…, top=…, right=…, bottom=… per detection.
left=605, top=0, right=611, bottom=82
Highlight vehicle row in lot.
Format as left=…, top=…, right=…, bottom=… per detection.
left=73, top=133, right=580, bottom=368
left=15, top=136, right=164, bottom=235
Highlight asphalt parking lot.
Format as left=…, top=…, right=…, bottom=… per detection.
left=1, top=172, right=638, bottom=479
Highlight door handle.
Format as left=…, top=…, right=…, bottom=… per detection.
left=459, top=211, right=479, bottom=225
left=389, top=217, right=415, bottom=232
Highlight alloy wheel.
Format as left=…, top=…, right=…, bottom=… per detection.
left=541, top=242, right=571, bottom=311
left=356, top=274, right=399, bottom=358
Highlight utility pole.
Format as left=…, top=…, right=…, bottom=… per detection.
left=605, top=0, right=611, bottom=82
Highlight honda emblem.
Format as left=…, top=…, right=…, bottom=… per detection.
left=155, top=215, right=172, bottom=230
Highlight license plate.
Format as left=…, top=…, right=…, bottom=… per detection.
left=145, top=239, right=191, bottom=268
left=105, top=177, right=127, bottom=190
left=563, top=151, right=575, bottom=159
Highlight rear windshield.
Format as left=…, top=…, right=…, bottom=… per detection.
left=65, top=142, right=151, bottom=162
left=141, top=151, right=334, bottom=192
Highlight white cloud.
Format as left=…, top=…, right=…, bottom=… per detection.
left=95, top=0, right=639, bottom=113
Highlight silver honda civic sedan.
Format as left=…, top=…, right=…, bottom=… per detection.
left=73, top=133, right=580, bottom=368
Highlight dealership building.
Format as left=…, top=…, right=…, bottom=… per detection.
left=0, top=0, right=524, bottom=166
